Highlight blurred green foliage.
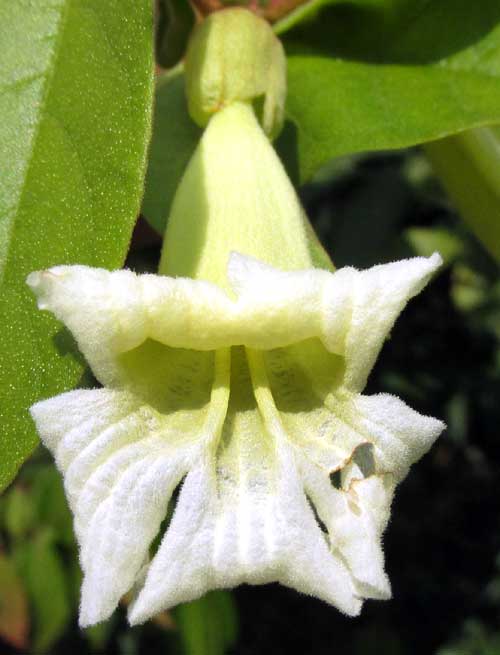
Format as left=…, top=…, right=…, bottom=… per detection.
left=426, top=128, right=500, bottom=262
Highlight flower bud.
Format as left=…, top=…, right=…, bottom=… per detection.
left=185, top=8, right=286, bottom=138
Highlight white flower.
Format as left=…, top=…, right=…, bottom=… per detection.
left=27, top=250, right=444, bottom=627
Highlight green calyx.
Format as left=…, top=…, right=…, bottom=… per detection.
left=185, top=8, right=286, bottom=139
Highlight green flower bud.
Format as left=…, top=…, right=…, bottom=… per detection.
left=185, top=8, right=286, bottom=139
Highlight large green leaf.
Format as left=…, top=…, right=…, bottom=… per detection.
left=281, top=56, right=500, bottom=183
left=0, top=1, right=153, bottom=489
left=276, top=1, right=500, bottom=182
left=278, top=0, right=500, bottom=62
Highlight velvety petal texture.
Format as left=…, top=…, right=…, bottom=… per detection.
left=28, top=252, right=444, bottom=627
left=26, top=252, right=441, bottom=387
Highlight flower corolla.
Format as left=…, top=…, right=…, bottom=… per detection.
left=28, top=247, right=443, bottom=626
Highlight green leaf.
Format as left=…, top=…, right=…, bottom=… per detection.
left=0, top=553, right=29, bottom=651
left=276, top=2, right=500, bottom=181
left=279, top=0, right=500, bottom=62
left=281, top=56, right=500, bottom=183
left=0, top=1, right=154, bottom=490
left=14, top=530, right=71, bottom=653
left=142, top=70, right=202, bottom=234
left=425, top=127, right=500, bottom=262
left=174, top=591, right=238, bottom=655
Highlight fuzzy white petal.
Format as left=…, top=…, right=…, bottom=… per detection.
left=26, top=268, right=232, bottom=387
left=129, top=438, right=362, bottom=625
left=350, top=393, right=445, bottom=481
left=321, top=253, right=443, bottom=391
left=31, top=389, right=202, bottom=626
left=301, top=456, right=394, bottom=600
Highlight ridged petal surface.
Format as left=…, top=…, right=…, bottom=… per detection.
left=28, top=252, right=444, bottom=626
